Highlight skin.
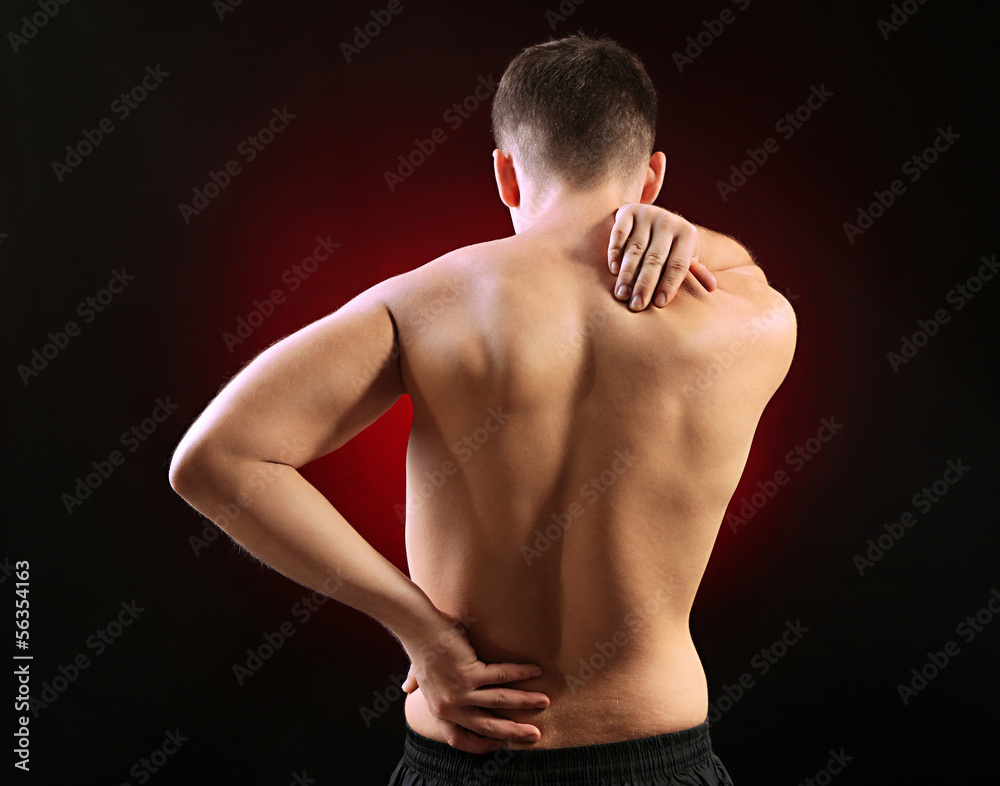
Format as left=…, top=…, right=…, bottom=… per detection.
left=169, top=148, right=796, bottom=755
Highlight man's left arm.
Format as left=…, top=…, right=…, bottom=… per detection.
left=169, top=282, right=548, bottom=753
left=608, top=204, right=769, bottom=309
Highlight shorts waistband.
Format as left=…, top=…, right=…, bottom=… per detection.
left=400, top=719, right=715, bottom=786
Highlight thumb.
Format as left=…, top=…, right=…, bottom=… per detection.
left=401, top=664, right=419, bottom=693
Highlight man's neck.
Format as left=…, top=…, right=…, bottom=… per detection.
left=513, top=188, right=635, bottom=263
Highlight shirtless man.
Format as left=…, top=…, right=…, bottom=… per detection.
left=169, top=34, right=795, bottom=785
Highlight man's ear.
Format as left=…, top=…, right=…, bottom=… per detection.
left=639, top=151, right=666, bottom=204
left=493, top=148, right=520, bottom=208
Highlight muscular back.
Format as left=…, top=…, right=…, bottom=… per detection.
left=381, top=229, right=796, bottom=748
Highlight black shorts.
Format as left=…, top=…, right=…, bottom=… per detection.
left=387, top=719, right=734, bottom=785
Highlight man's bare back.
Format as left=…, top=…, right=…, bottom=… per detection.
left=170, top=34, right=798, bottom=771
left=379, top=215, right=796, bottom=748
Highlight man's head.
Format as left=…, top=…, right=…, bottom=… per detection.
left=491, top=34, right=660, bottom=214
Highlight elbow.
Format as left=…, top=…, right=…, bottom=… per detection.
left=168, top=446, right=196, bottom=500
left=168, top=439, right=214, bottom=503
left=169, top=438, right=250, bottom=515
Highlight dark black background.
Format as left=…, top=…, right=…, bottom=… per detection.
left=4, top=0, right=998, bottom=783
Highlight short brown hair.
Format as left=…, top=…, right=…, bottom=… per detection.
left=491, top=34, right=657, bottom=190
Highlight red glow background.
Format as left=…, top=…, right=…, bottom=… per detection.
left=5, top=1, right=998, bottom=782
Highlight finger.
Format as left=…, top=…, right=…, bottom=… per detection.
left=607, top=205, right=637, bottom=275
left=615, top=222, right=652, bottom=303
left=402, top=666, right=418, bottom=693
left=690, top=261, right=718, bottom=292
left=438, top=720, right=503, bottom=755
left=471, top=687, right=550, bottom=710
left=476, top=662, right=544, bottom=686
left=628, top=219, right=675, bottom=311
left=450, top=709, right=542, bottom=745
left=652, top=226, right=698, bottom=307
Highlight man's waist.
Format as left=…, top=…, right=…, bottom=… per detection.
left=404, top=648, right=709, bottom=751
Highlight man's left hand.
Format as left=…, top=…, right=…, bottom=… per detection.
left=608, top=204, right=718, bottom=310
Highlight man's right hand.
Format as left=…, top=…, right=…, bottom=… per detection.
left=399, top=612, right=550, bottom=754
